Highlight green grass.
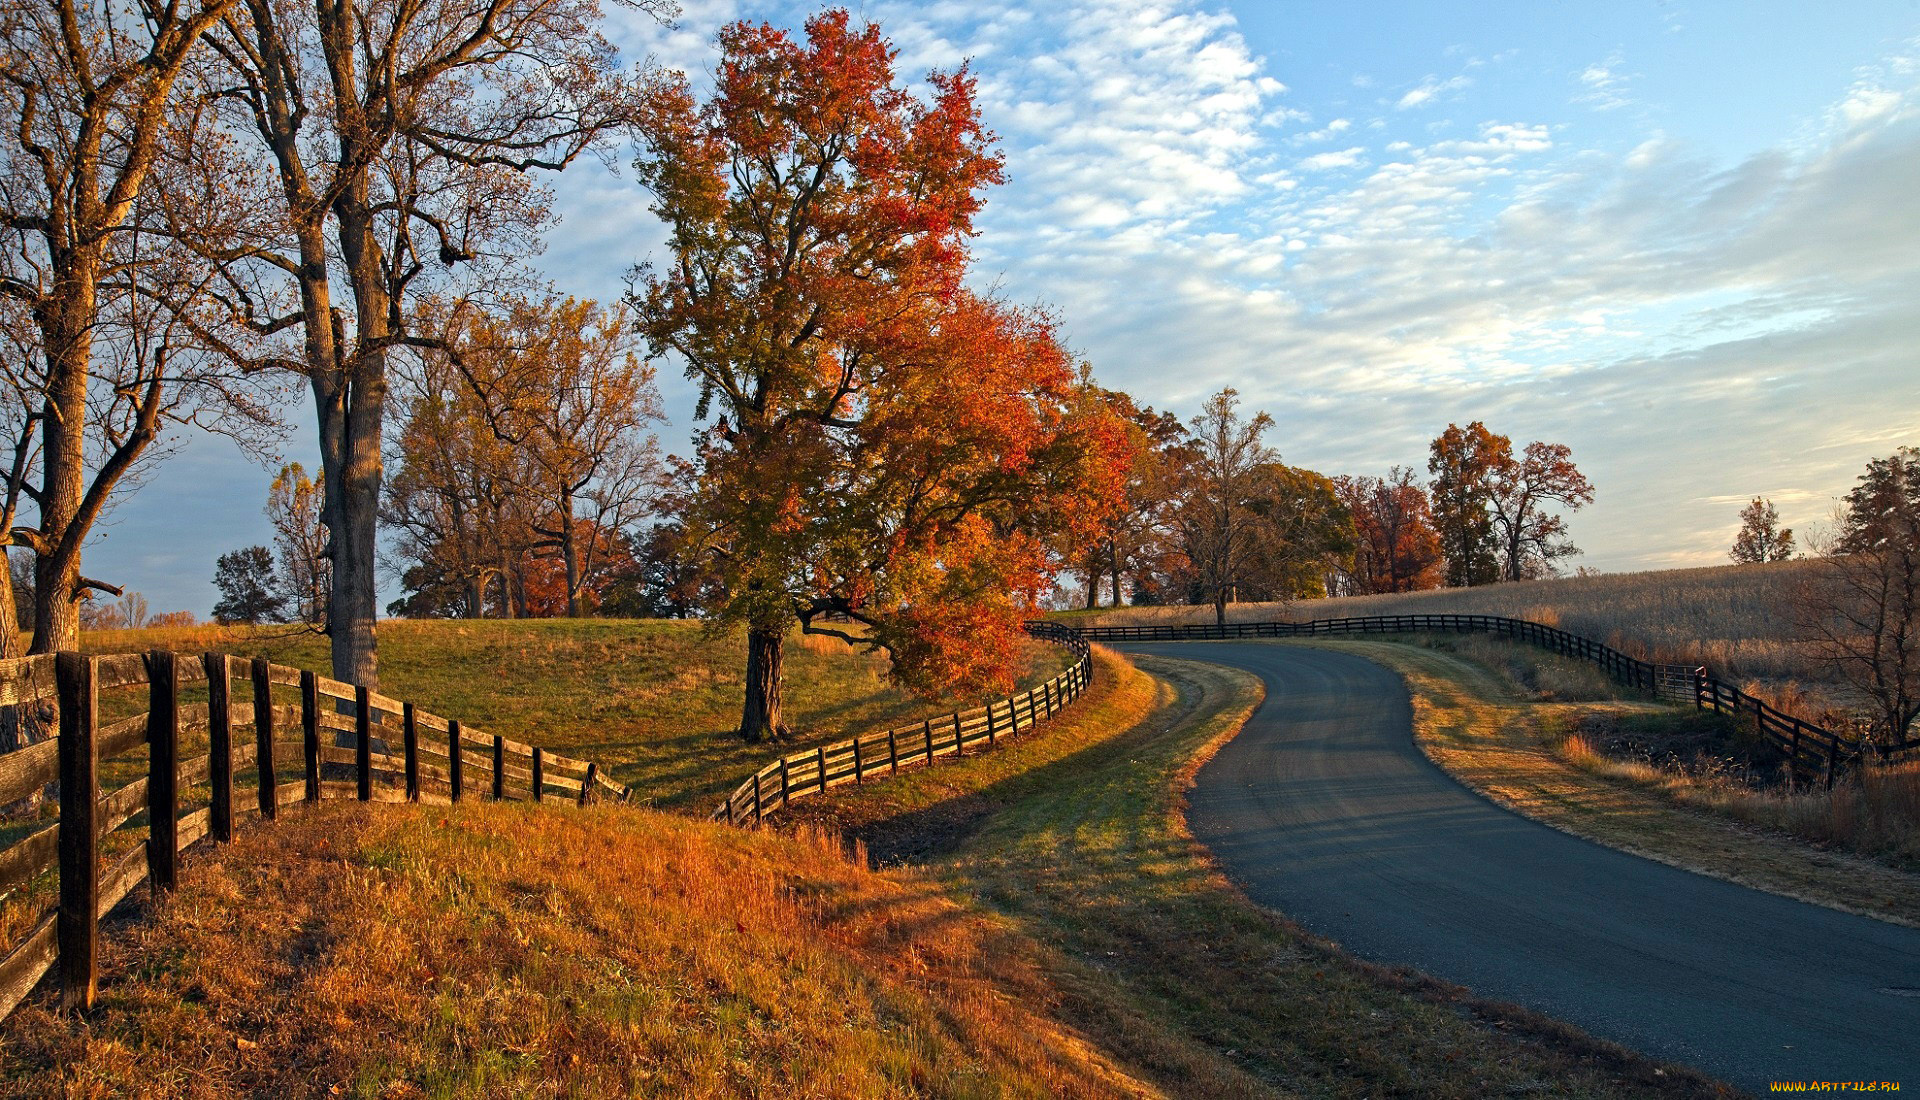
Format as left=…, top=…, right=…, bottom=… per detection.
left=77, top=618, right=1067, bottom=810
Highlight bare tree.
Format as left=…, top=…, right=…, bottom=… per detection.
left=1173, top=388, right=1277, bottom=625
left=187, top=0, right=670, bottom=687
left=0, top=0, right=262, bottom=653
left=1800, top=449, right=1920, bottom=748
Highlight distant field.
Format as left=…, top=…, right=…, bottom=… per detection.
left=76, top=619, right=1067, bottom=811
left=1057, top=559, right=1832, bottom=699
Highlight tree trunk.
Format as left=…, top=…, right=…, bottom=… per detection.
left=1109, top=550, right=1124, bottom=608
left=28, top=249, right=99, bottom=655
left=1213, top=585, right=1228, bottom=626
left=1084, top=568, right=1098, bottom=610
left=465, top=575, right=484, bottom=619
left=322, top=193, right=390, bottom=690
left=739, top=625, right=789, bottom=743
left=561, top=491, right=582, bottom=617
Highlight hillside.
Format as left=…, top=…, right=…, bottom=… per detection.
left=1058, top=559, right=1828, bottom=692
left=0, top=799, right=1149, bottom=1098
left=77, top=619, right=1067, bottom=810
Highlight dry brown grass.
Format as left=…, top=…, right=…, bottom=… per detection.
left=0, top=800, right=1153, bottom=1099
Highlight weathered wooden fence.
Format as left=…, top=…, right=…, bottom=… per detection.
left=0, top=650, right=627, bottom=1021
left=1059, top=613, right=1910, bottom=783
left=712, top=623, right=1094, bottom=824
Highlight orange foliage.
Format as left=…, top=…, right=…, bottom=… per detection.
left=632, top=10, right=1137, bottom=717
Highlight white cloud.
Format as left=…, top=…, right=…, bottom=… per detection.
left=1396, top=74, right=1471, bottom=110
left=1297, top=146, right=1366, bottom=172
left=1576, top=53, right=1635, bottom=111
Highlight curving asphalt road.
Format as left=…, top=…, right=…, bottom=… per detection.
left=1122, top=641, right=1920, bottom=1094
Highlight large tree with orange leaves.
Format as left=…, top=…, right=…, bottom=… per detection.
left=630, top=11, right=1131, bottom=741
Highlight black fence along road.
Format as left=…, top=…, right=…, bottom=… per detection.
left=1063, top=612, right=1907, bottom=780
left=1123, top=640, right=1920, bottom=1094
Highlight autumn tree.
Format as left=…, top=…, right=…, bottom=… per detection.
left=1244, top=463, right=1356, bottom=599
left=1731, top=497, right=1795, bottom=564
left=385, top=350, right=535, bottom=618
left=1427, top=422, right=1507, bottom=587
left=1488, top=440, right=1594, bottom=581
left=631, top=12, right=1131, bottom=740
left=1335, top=467, right=1442, bottom=594
left=1171, top=388, right=1278, bottom=624
left=189, top=0, right=669, bottom=688
left=1073, top=385, right=1187, bottom=607
left=438, top=295, right=662, bottom=617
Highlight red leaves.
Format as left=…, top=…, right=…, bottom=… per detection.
left=632, top=9, right=1135, bottom=704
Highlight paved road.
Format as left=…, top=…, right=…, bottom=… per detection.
left=1123, top=641, right=1920, bottom=1093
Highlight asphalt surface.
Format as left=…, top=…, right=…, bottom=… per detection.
left=1122, top=641, right=1920, bottom=1094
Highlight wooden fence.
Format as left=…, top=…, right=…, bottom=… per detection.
left=1058, top=613, right=1912, bottom=784
left=0, top=649, right=628, bottom=1022
left=712, top=623, right=1094, bottom=824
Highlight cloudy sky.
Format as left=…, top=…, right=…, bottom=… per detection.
left=103, top=0, right=1920, bottom=615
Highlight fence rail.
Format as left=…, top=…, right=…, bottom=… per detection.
left=1058, top=612, right=1909, bottom=782
left=0, top=649, right=627, bottom=1022
left=712, top=623, right=1094, bottom=824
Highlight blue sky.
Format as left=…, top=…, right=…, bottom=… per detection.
left=98, top=0, right=1920, bottom=615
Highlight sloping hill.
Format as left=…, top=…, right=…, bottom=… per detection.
left=0, top=799, right=1149, bottom=1098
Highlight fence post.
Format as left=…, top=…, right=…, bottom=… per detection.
left=580, top=762, right=596, bottom=807
left=492, top=735, right=506, bottom=800
left=888, top=728, right=899, bottom=773
left=852, top=737, right=863, bottom=784
left=146, top=651, right=180, bottom=895
left=300, top=671, right=320, bottom=802
left=532, top=747, right=545, bottom=803
left=984, top=704, right=996, bottom=748
left=1045, top=680, right=1055, bottom=717
left=355, top=686, right=372, bottom=802
left=402, top=703, right=419, bottom=802
left=252, top=658, right=277, bottom=821
left=923, top=719, right=934, bottom=762
left=448, top=720, right=463, bottom=803
left=815, top=744, right=828, bottom=793
left=1009, top=695, right=1022, bottom=737
left=204, top=654, right=234, bottom=844
left=1825, top=738, right=1840, bottom=790
left=752, top=770, right=763, bottom=823
left=952, top=712, right=963, bottom=756
left=778, top=756, right=791, bottom=809
left=55, top=652, right=98, bottom=1012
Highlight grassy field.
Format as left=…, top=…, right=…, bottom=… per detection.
left=787, top=647, right=1728, bottom=1097
left=1322, top=635, right=1920, bottom=925
left=74, top=619, right=1066, bottom=811
left=1055, top=558, right=1856, bottom=711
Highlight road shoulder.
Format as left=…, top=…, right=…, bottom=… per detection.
left=1293, top=637, right=1920, bottom=929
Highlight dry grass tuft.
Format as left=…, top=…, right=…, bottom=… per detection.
left=1, top=800, right=1147, bottom=1098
